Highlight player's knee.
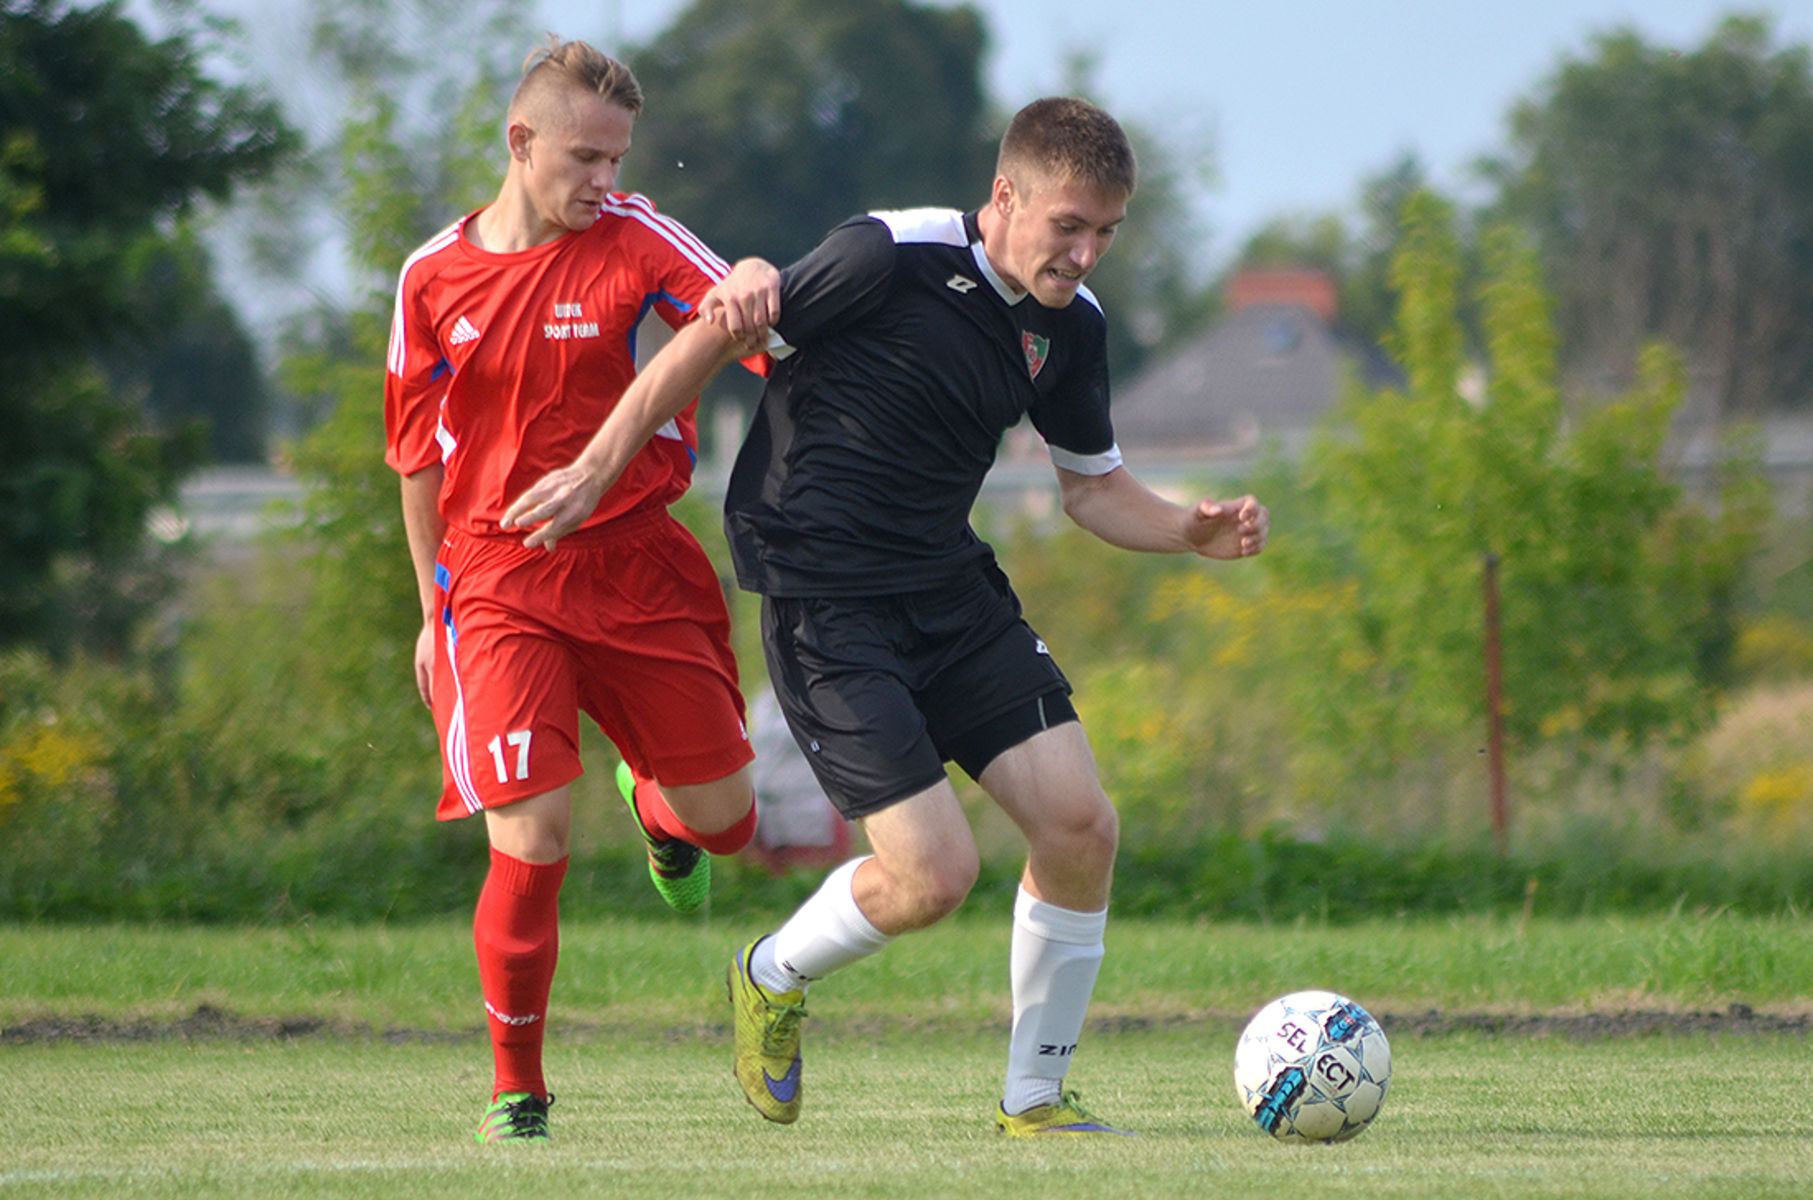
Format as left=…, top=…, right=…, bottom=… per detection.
left=874, top=849, right=976, bottom=931
left=911, top=852, right=980, bottom=926
left=688, top=799, right=757, bottom=855
left=660, top=771, right=757, bottom=852
left=1045, top=793, right=1119, bottom=875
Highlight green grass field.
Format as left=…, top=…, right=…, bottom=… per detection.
left=3, top=912, right=1810, bottom=1198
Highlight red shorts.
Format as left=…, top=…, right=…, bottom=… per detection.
left=430, top=507, right=751, bottom=820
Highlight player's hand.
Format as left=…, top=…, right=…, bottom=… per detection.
left=501, top=465, right=608, bottom=551
left=413, top=620, right=435, bottom=708
left=701, top=257, right=780, bottom=350
left=1185, top=494, right=1269, bottom=560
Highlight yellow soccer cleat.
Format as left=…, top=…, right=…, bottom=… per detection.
left=996, top=1091, right=1135, bottom=1137
left=727, top=937, right=807, bottom=1123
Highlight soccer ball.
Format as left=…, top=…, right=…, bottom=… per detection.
left=1233, top=990, right=1392, bottom=1142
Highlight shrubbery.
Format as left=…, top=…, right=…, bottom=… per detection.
left=5, top=188, right=1812, bottom=921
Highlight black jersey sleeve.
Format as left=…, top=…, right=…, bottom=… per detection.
left=1026, top=301, right=1119, bottom=468
left=772, top=217, right=897, bottom=351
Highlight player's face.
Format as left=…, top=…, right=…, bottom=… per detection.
left=520, top=97, right=634, bottom=234
left=989, top=170, right=1127, bottom=308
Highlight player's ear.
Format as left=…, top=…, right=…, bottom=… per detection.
left=507, top=121, right=535, bottom=163
left=991, top=174, right=1018, bottom=219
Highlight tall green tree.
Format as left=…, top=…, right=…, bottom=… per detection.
left=624, top=0, right=995, bottom=269
left=276, top=0, right=536, bottom=694
left=0, top=0, right=292, bottom=653
left=626, top=4, right=1212, bottom=378
left=1262, top=192, right=1769, bottom=790
left=1487, top=15, right=1813, bottom=417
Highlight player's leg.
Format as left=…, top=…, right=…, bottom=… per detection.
left=730, top=781, right=975, bottom=1123
left=728, top=592, right=966, bottom=1121
left=473, top=786, right=571, bottom=1142
left=753, top=779, right=977, bottom=988
left=431, top=530, right=588, bottom=1141
left=568, top=511, right=758, bottom=911
left=918, top=567, right=1125, bottom=1134
left=976, top=719, right=1129, bottom=1135
left=613, top=761, right=757, bottom=914
left=979, top=718, right=1118, bottom=911
left=615, top=761, right=759, bottom=858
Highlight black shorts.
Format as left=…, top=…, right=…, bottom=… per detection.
left=760, top=566, right=1076, bottom=819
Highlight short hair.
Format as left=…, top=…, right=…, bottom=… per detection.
left=509, top=36, right=643, bottom=125
left=996, top=97, right=1136, bottom=198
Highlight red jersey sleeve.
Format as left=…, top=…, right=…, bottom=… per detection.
left=605, top=193, right=771, bottom=377
left=383, top=226, right=461, bottom=478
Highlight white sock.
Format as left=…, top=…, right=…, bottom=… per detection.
left=752, top=857, right=892, bottom=994
left=1001, top=885, right=1107, bottom=1116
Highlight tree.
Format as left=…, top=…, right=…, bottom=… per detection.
left=98, top=229, right=274, bottom=463
left=626, top=3, right=1213, bottom=380
left=1261, top=192, right=1768, bottom=794
left=273, top=0, right=537, bottom=697
left=1487, top=15, right=1813, bottom=417
left=0, top=0, right=293, bottom=652
left=624, top=0, right=996, bottom=269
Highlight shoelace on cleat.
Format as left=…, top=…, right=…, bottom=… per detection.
left=759, top=997, right=808, bottom=1055
left=1054, top=1090, right=1097, bottom=1121
left=489, top=1094, right=551, bottom=1137
left=647, top=837, right=702, bottom=879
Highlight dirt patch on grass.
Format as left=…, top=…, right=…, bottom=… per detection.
left=0, top=1004, right=470, bottom=1045
left=3, top=1003, right=1806, bottom=1045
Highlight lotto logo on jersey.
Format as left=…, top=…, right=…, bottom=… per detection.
left=545, top=300, right=601, bottom=342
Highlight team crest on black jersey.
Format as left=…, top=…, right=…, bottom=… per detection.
left=1022, top=332, right=1050, bottom=380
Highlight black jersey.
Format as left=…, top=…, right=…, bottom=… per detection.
left=724, top=207, right=1122, bottom=597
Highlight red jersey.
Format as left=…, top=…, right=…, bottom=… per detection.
left=385, top=192, right=730, bottom=535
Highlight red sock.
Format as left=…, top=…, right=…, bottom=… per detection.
left=688, top=802, right=758, bottom=855
left=630, top=772, right=759, bottom=855
left=473, top=848, right=568, bottom=1099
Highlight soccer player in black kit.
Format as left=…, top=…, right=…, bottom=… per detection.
left=503, top=96, right=1269, bottom=1136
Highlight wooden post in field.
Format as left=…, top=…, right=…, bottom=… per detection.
left=1483, top=552, right=1509, bottom=856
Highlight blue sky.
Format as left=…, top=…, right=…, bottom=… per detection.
left=131, top=0, right=1813, bottom=330
left=545, top=0, right=1813, bottom=265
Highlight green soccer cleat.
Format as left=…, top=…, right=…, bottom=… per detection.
left=475, top=1092, right=553, bottom=1143
left=617, top=760, right=710, bottom=914
left=996, top=1091, right=1135, bottom=1137
left=727, top=937, right=807, bottom=1124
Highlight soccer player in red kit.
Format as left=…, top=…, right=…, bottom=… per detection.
left=384, top=38, right=768, bottom=1143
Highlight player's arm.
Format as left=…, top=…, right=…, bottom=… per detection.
left=384, top=263, right=451, bottom=705
left=400, top=464, right=446, bottom=707
left=1056, top=465, right=1268, bottom=560
left=501, top=317, right=750, bottom=549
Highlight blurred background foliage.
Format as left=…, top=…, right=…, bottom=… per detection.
left=5, top=0, right=1813, bottom=920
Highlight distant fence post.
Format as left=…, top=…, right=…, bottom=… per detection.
left=1483, top=551, right=1509, bottom=856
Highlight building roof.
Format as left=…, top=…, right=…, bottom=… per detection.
left=1113, top=270, right=1401, bottom=460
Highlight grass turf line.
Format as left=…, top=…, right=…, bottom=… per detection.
left=1, top=1030, right=1807, bottom=1200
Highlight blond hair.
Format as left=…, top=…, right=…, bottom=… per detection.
left=996, top=97, right=1136, bottom=198
left=509, top=36, right=643, bottom=125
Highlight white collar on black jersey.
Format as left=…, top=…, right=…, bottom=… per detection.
left=967, top=229, right=1027, bottom=306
